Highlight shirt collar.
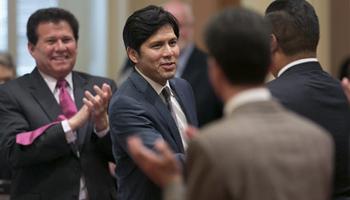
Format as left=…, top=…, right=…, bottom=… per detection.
left=224, top=87, right=271, bottom=117
left=135, top=67, right=171, bottom=95
left=38, top=69, right=73, bottom=93
left=277, top=58, right=318, bottom=77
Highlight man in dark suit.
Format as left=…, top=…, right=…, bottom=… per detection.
left=127, top=7, right=333, bottom=200
left=163, top=0, right=222, bottom=127
left=118, top=0, right=222, bottom=127
left=265, top=0, right=350, bottom=198
left=109, top=5, right=198, bottom=200
left=0, top=8, right=117, bottom=200
left=0, top=52, right=16, bottom=200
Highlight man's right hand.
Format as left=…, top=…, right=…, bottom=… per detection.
left=68, top=105, right=90, bottom=131
left=127, top=136, right=182, bottom=187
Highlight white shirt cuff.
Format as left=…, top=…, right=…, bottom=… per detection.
left=94, top=126, right=109, bottom=138
left=61, top=120, right=77, bottom=143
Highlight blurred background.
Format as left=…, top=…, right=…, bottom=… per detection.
left=0, top=0, right=348, bottom=80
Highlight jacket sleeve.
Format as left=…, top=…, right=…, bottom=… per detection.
left=0, top=85, right=72, bottom=168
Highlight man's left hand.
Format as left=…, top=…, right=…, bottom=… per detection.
left=83, top=83, right=112, bottom=131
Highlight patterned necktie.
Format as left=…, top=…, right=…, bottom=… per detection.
left=57, top=79, right=77, bottom=118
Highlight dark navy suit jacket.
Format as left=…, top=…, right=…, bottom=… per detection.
left=267, top=61, right=350, bottom=197
left=120, top=46, right=222, bottom=127
left=109, top=70, right=198, bottom=200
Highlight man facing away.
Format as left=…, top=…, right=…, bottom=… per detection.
left=127, top=7, right=333, bottom=200
left=0, top=8, right=117, bottom=200
left=163, top=0, right=223, bottom=127
left=108, top=5, right=198, bottom=200
left=265, top=0, right=350, bottom=198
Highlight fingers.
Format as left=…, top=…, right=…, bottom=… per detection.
left=342, top=77, right=349, bottom=86
left=93, top=83, right=112, bottom=103
left=186, top=125, right=198, bottom=140
left=127, top=136, right=160, bottom=170
left=83, top=83, right=112, bottom=114
left=154, top=139, right=174, bottom=162
left=341, top=77, right=350, bottom=103
left=102, top=83, right=112, bottom=99
left=83, top=93, right=103, bottom=115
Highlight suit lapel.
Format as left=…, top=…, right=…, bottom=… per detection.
left=130, top=72, right=185, bottom=152
left=28, top=68, right=61, bottom=121
left=72, top=72, right=91, bottom=150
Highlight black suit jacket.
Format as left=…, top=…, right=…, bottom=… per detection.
left=267, top=61, right=350, bottom=197
left=120, top=46, right=222, bottom=127
left=109, top=71, right=198, bottom=200
left=0, top=68, right=117, bottom=200
left=180, top=46, right=222, bottom=126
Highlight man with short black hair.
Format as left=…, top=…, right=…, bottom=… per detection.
left=127, top=7, right=333, bottom=200
left=109, top=5, right=198, bottom=200
left=265, top=1, right=350, bottom=198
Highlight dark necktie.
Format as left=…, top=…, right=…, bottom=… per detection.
left=161, top=86, right=172, bottom=112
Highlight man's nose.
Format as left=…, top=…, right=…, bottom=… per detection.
left=55, top=40, right=66, bottom=51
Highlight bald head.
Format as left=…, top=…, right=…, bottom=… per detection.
left=163, top=0, right=194, bottom=50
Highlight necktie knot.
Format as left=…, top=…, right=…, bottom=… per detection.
left=57, top=79, right=68, bottom=89
left=57, top=79, right=77, bottom=118
left=161, top=86, right=171, bottom=103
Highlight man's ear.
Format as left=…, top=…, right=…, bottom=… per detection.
left=28, top=42, right=35, bottom=57
left=208, top=57, right=224, bottom=87
left=270, top=34, right=278, bottom=53
left=127, top=47, right=139, bottom=64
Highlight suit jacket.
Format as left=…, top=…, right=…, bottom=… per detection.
left=180, top=46, right=223, bottom=127
left=119, top=46, right=222, bottom=127
left=109, top=71, right=198, bottom=200
left=182, top=100, right=333, bottom=200
left=267, top=61, right=350, bottom=196
left=0, top=68, right=117, bottom=200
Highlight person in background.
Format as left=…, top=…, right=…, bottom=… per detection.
left=0, top=52, right=16, bottom=200
left=118, top=0, right=223, bottom=127
left=109, top=5, right=198, bottom=200
left=0, top=52, right=16, bottom=84
left=265, top=0, right=350, bottom=198
left=127, top=7, right=333, bottom=200
left=0, top=8, right=117, bottom=200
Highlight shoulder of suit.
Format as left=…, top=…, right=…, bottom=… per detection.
left=73, top=71, right=115, bottom=84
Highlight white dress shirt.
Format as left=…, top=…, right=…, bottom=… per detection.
left=135, top=67, right=189, bottom=149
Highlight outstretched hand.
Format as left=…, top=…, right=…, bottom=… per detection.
left=127, top=136, right=182, bottom=187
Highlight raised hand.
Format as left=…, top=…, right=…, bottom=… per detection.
left=83, top=83, right=112, bottom=131
left=127, top=136, right=182, bottom=187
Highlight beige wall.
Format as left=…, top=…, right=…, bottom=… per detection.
left=330, top=0, right=350, bottom=77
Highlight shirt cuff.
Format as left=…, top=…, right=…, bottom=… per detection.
left=61, top=120, right=77, bottom=143
left=94, top=126, right=109, bottom=138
